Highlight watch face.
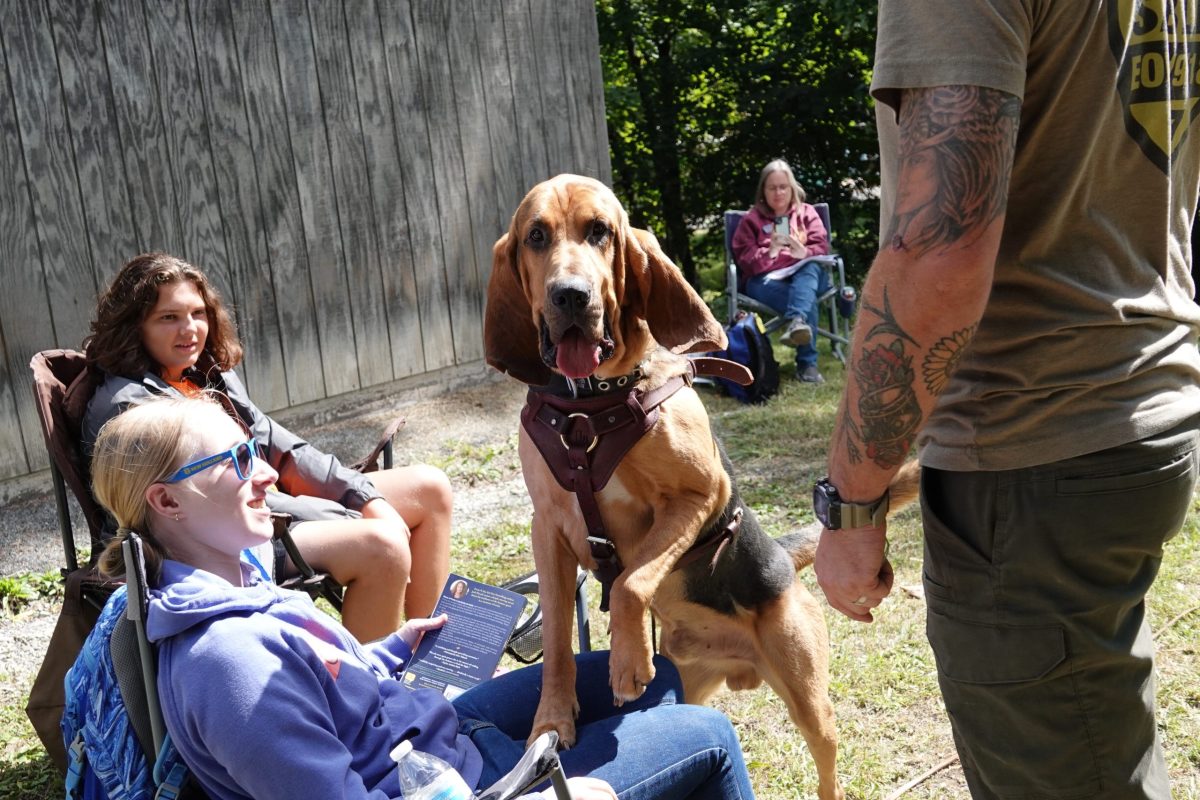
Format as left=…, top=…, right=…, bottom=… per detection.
left=813, top=481, right=836, bottom=528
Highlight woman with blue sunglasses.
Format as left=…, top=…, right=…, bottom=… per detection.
left=89, top=397, right=756, bottom=800
left=82, top=252, right=453, bottom=642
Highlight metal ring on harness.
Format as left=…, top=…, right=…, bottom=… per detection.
left=560, top=412, right=599, bottom=453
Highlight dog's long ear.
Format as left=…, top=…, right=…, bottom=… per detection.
left=484, top=230, right=553, bottom=385
left=623, top=227, right=727, bottom=353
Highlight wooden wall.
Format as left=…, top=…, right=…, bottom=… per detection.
left=0, top=0, right=610, bottom=483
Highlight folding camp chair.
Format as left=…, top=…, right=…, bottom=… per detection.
left=119, top=532, right=575, bottom=800
left=30, top=348, right=586, bottom=775
left=28, top=349, right=357, bottom=609
left=504, top=568, right=592, bottom=662
left=724, top=203, right=855, bottom=364
left=27, top=348, right=369, bottom=770
left=29, top=348, right=589, bottom=634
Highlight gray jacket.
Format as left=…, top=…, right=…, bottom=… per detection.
left=83, top=361, right=382, bottom=524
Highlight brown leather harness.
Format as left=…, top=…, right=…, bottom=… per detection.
left=520, top=356, right=752, bottom=611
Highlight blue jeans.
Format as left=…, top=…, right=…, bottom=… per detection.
left=745, top=263, right=828, bottom=368
left=453, top=651, right=755, bottom=799
left=921, top=419, right=1198, bottom=799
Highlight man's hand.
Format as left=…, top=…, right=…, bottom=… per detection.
left=814, top=525, right=893, bottom=622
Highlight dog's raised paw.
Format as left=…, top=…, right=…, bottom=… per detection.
left=608, top=648, right=656, bottom=704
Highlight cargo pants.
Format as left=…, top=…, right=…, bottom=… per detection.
left=920, top=420, right=1198, bottom=799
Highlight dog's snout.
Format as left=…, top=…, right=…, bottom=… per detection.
left=549, top=279, right=592, bottom=316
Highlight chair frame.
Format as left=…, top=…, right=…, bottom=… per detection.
left=503, top=568, right=592, bottom=661
left=724, top=203, right=853, bottom=365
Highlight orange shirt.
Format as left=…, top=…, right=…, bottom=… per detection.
left=163, top=376, right=204, bottom=398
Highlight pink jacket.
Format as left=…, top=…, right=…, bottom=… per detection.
left=731, top=204, right=829, bottom=282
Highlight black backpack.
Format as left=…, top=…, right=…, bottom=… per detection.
left=717, top=311, right=780, bottom=404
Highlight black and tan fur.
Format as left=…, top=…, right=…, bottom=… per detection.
left=484, top=175, right=917, bottom=800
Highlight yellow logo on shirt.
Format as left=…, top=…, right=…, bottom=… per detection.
left=1112, top=0, right=1200, bottom=171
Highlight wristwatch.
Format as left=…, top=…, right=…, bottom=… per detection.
left=812, top=478, right=889, bottom=530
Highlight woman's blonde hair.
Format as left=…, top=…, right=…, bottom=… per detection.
left=754, top=158, right=807, bottom=215
left=92, top=397, right=227, bottom=580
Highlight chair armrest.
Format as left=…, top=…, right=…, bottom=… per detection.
left=346, top=416, right=405, bottom=473
left=475, top=732, right=573, bottom=800
left=797, top=254, right=841, bottom=269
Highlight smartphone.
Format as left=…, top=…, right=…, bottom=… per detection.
left=774, top=215, right=789, bottom=237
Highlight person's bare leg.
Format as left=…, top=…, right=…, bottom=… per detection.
left=286, top=518, right=410, bottom=642
left=366, top=464, right=453, bottom=619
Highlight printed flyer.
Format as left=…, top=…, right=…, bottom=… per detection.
left=401, top=574, right=527, bottom=699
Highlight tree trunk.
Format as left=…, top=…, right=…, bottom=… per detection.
left=614, top=1, right=697, bottom=286
left=649, top=32, right=697, bottom=287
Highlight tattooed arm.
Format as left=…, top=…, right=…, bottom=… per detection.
left=815, top=85, right=1020, bottom=621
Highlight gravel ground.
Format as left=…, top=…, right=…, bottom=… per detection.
left=0, top=364, right=533, bottom=718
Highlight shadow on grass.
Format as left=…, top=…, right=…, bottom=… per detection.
left=0, top=753, right=57, bottom=800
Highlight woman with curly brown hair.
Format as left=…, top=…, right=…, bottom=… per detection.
left=82, top=252, right=452, bottom=641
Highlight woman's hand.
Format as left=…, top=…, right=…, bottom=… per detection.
left=398, top=613, right=448, bottom=651
left=370, top=613, right=446, bottom=672
left=768, top=229, right=789, bottom=258
left=561, top=777, right=618, bottom=800
left=784, top=232, right=809, bottom=260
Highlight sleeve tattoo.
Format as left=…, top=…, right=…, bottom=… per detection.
left=846, top=86, right=1015, bottom=468
left=885, top=86, right=1020, bottom=257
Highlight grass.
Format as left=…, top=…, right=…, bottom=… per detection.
left=0, top=571, right=61, bottom=616
left=2, top=345, right=1198, bottom=799
left=427, top=434, right=522, bottom=487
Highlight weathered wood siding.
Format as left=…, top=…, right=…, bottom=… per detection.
left=0, top=0, right=610, bottom=483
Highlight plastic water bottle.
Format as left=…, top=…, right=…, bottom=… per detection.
left=837, top=285, right=857, bottom=318
left=389, top=739, right=474, bottom=800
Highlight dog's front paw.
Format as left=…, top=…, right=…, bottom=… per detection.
left=608, top=636, right=656, bottom=704
left=528, top=696, right=580, bottom=749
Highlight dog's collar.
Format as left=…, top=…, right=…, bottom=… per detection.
left=537, top=366, right=646, bottom=400
left=533, top=355, right=753, bottom=401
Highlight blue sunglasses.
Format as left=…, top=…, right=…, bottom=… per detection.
left=163, top=440, right=257, bottom=484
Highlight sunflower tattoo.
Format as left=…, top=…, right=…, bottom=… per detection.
left=922, top=327, right=975, bottom=395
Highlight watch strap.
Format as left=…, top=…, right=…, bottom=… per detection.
left=815, top=477, right=890, bottom=530
left=837, top=491, right=889, bottom=529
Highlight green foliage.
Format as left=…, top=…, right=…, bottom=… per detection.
left=598, top=0, right=880, bottom=291
left=426, top=435, right=520, bottom=487
left=0, top=570, right=62, bottom=616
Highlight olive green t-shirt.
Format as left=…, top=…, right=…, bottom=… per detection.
left=872, top=0, right=1200, bottom=471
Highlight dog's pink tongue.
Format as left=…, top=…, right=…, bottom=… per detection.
left=555, top=329, right=601, bottom=379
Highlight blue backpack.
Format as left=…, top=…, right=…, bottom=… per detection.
left=61, top=585, right=194, bottom=800
left=717, top=312, right=780, bottom=404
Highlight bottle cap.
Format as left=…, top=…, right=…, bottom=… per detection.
left=389, top=739, right=413, bottom=762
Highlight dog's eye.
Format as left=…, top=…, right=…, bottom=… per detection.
left=525, top=226, right=546, bottom=248
left=587, top=221, right=610, bottom=246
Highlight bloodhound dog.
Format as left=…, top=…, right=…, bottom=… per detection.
left=485, top=175, right=915, bottom=800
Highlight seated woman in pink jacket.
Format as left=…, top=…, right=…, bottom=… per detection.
left=731, top=159, right=830, bottom=383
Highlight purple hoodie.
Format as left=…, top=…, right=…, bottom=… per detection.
left=146, top=560, right=482, bottom=800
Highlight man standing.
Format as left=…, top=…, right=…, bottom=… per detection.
left=812, top=2, right=1200, bottom=797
